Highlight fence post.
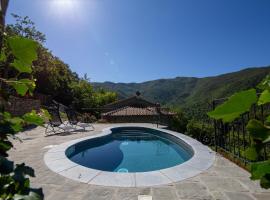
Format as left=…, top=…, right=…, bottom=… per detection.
left=212, top=100, right=218, bottom=152
left=242, top=115, right=247, bottom=165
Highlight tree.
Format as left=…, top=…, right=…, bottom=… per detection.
left=70, top=80, right=117, bottom=111
left=70, top=79, right=95, bottom=110
left=33, top=48, right=78, bottom=105
left=6, top=14, right=46, bottom=44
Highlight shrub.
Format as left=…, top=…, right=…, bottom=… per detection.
left=186, top=119, right=214, bottom=142
left=169, top=109, right=188, bottom=133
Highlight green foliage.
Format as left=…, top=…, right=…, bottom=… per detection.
left=8, top=36, right=37, bottom=67
left=0, top=21, right=44, bottom=199
left=168, top=108, right=188, bottom=133
left=258, top=89, right=270, bottom=106
left=266, top=115, right=270, bottom=124
left=246, top=120, right=270, bottom=143
left=244, top=146, right=259, bottom=161
left=0, top=89, right=44, bottom=196
left=70, top=79, right=95, bottom=109
left=32, top=46, right=78, bottom=104
left=11, top=60, right=32, bottom=73
left=207, top=89, right=257, bottom=122
left=0, top=35, right=37, bottom=97
left=257, top=74, right=270, bottom=91
left=186, top=119, right=214, bottom=140
left=245, top=119, right=270, bottom=166
left=23, top=110, right=44, bottom=126
left=14, top=191, right=41, bottom=200
left=208, top=75, right=270, bottom=189
left=70, top=79, right=117, bottom=111
left=93, top=88, right=117, bottom=108
left=0, top=160, right=43, bottom=199
left=9, top=79, right=35, bottom=96
left=250, top=160, right=270, bottom=188
left=186, top=119, right=202, bottom=138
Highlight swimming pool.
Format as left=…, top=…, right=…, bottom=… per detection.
left=44, top=125, right=215, bottom=187
left=66, top=127, right=193, bottom=172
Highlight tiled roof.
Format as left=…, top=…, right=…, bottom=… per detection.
left=102, top=96, right=156, bottom=111
left=102, top=106, right=175, bottom=117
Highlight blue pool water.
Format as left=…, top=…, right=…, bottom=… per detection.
left=66, top=127, right=193, bottom=172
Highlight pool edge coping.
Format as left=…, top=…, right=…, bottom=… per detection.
left=43, top=124, right=216, bottom=187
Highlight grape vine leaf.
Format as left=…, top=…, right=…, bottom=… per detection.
left=9, top=79, right=35, bottom=96
left=207, top=89, right=257, bottom=122
left=244, top=146, right=259, bottom=161
left=250, top=160, right=270, bottom=189
left=11, top=59, right=32, bottom=73
left=23, top=111, right=44, bottom=126
left=246, top=119, right=270, bottom=143
left=7, top=36, right=38, bottom=66
left=258, top=89, right=270, bottom=106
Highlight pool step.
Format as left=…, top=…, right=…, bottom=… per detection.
left=114, top=132, right=152, bottom=137
left=119, top=129, right=144, bottom=133
left=117, top=129, right=150, bottom=134
left=113, top=130, right=156, bottom=140
left=113, top=134, right=156, bottom=141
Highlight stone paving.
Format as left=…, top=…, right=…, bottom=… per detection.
left=8, top=123, right=270, bottom=200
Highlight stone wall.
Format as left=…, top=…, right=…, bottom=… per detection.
left=1, top=96, right=41, bottom=116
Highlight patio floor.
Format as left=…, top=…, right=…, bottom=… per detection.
left=8, top=123, right=270, bottom=200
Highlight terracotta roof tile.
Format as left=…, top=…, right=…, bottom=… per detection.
left=102, top=106, right=175, bottom=116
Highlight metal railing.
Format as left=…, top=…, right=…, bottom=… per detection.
left=211, top=98, right=270, bottom=164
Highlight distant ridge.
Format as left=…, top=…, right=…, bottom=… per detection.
left=93, top=66, right=270, bottom=117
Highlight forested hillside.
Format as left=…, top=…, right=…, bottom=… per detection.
left=94, top=66, right=270, bottom=118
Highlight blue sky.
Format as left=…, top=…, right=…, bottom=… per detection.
left=6, top=0, right=270, bottom=83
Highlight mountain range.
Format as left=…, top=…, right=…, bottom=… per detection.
left=93, top=66, right=270, bottom=118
